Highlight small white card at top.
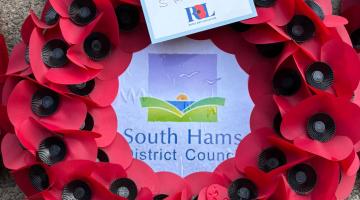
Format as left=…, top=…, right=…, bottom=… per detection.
left=140, top=0, right=258, bottom=44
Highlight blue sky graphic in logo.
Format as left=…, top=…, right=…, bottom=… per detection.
left=142, top=54, right=225, bottom=122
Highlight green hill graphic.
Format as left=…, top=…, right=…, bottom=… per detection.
left=140, top=97, right=225, bottom=122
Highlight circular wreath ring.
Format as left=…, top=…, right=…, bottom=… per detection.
left=1, top=0, right=360, bottom=199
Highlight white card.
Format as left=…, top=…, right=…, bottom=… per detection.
left=113, top=37, right=253, bottom=175
left=140, top=0, right=257, bottom=43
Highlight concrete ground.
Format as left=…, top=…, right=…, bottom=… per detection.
left=0, top=0, right=358, bottom=199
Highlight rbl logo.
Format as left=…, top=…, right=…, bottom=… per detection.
left=185, top=3, right=215, bottom=23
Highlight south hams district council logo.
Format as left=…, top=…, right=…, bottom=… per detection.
left=185, top=3, right=215, bottom=23
left=140, top=54, right=225, bottom=123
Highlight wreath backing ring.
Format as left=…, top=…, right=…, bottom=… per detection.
left=1, top=0, right=360, bottom=199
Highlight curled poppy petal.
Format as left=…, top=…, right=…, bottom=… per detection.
left=6, top=42, right=30, bottom=75
left=336, top=170, right=357, bottom=200
left=250, top=95, right=282, bottom=134
left=235, top=128, right=310, bottom=175
left=214, top=158, right=242, bottom=184
left=184, top=172, right=227, bottom=197
left=17, top=118, right=97, bottom=165
left=1, top=133, right=36, bottom=170
left=281, top=157, right=340, bottom=199
left=126, top=159, right=158, bottom=194
left=114, top=2, right=150, bottom=53
left=281, top=94, right=360, bottom=160
left=12, top=163, right=53, bottom=197
left=7, top=80, right=87, bottom=130
left=98, top=133, right=133, bottom=169
left=154, top=172, right=189, bottom=198
left=29, top=28, right=100, bottom=84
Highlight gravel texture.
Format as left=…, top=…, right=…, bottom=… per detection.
left=0, top=0, right=358, bottom=199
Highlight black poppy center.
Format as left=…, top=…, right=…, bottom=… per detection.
left=228, top=178, right=258, bottom=200
left=115, top=4, right=140, bottom=32
left=307, top=113, right=335, bottom=142
left=84, top=32, right=111, bottom=61
left=80, top=113, right=94, bottom=131
left=286, top=15, right=315, bottom=43
left=272, top=69, right=302, bottom=96
left=37, top=137, right=66, bottom=165
left=110, top=178, right=138, bottom=200
left=351, top=29, right=360, bottom=50
left=97, top=149, right=109, bottom=162
left=31, top=89, right=60, bottom=117
left=44, top=6, right=59, bottom=25
left=305, top=0, right=325, bottom=20
left=154, top=194, right=169, bottom=200
left=256, top=42, right=285, bottom=58
left=29, top=165, right=50, bottom=191
left=41, top=39, right=68, bottom=68
left=69, top=0, right=97, bottom=26
left=258, top=147, right=287, bottom=172
left=63, top=180, right=92, bottom=200
left=305, top=62, right=334, bottom=90
left=287, top=164, right=317, bottom=195
left=229, top=22, right=252, bottom=32
left=68, top=79, right=96, bottom=96
left=254, top=0, right=276, bottom=7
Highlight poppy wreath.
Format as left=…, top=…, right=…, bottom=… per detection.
left=1, top=0, right=360, bottom=199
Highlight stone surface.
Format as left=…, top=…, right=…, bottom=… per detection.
left=0, top=0, right=359, bottom=199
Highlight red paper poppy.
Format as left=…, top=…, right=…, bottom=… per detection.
left=97, top=133, right=133, bottom=169
left=248, top=52, right=311, bottom=108
left=1, top=76, right=22, bottom=106
left=34, top=160, right=117, bottom=200
left=6, top=15, right=34, bottom=76
left=250, top=95, right=282, bottom=134
left=125, top=159, right=158, bottom=194
left=280, top=94, right=360, bottom=162
left=30, top=0, right=60, bottom=30
left=214, top=158, right=242, bottom=185
left=243, top=0, right=294, bottom=26
left=1, top=133, right=36, bottom=170
left=336, top=169, right=357, bottom=200
left=91, top=161, right=156, bottom=199
left=66, top=1, right=132, bottom=81
left=29, top=27, right=100, bottom=85
left=35, top=104, right=117, bottom=148
left=49, top=77, right=119, bottom=107
left=16, top=118, right=97, bottom=165
left=275, top=157, right=340, bottom=200
left=242, top=0, right=332, bottom=59
left=214, top=158, right=281, bottom=199
left=49, top=0, right=107, bottom=45
left=341, top=5, right=360, bottom=53
left=153, top=172, right=189, bottom=199
left=112, top=0, right=151, bottom=53
left=235, top=128, right=311, bottom=175
left=7, top=79, right=87, bottom=131
left=12, top=163, right=54, bottom=197
left=305, top=0, right=348, bottom=28
left=233, top=26, right=297, bottom=73
left=293, top=39, right=360, bottom=98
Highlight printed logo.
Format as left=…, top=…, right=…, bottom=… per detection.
left=185, top=3, right=215, bottom=23
left=140, top=54, right=225, bottom=122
